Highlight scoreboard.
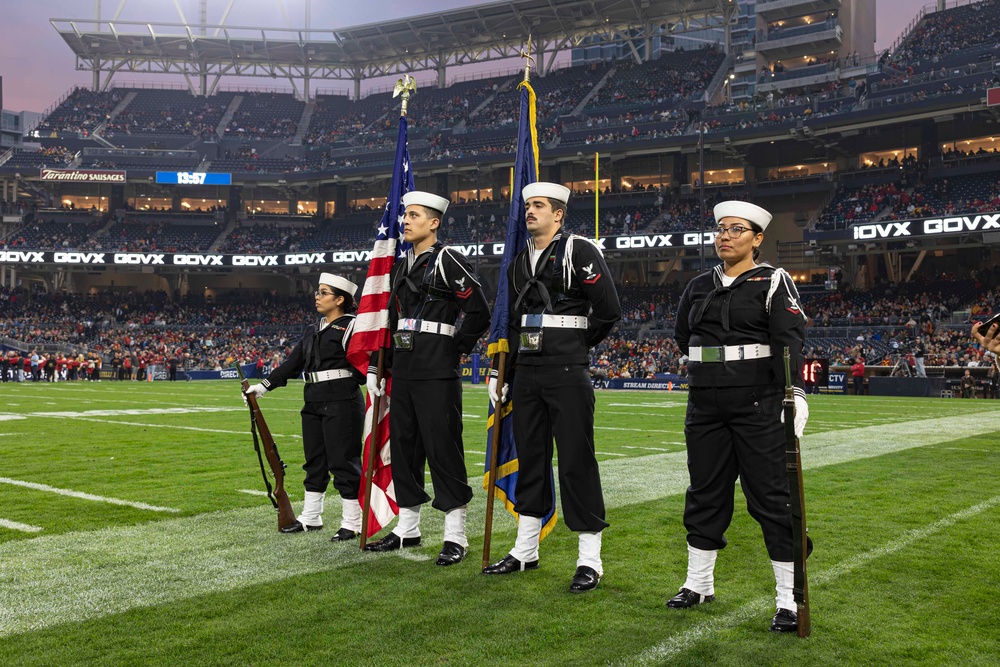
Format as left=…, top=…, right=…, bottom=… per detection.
left=155, top=172, right=232, bottom=185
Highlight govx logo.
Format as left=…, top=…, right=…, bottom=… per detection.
left=284, top=253, right=327, bottom=265
left=853, top=222, right=911, bottom=239
left=54, top=252, right=105, bottom=264
left=924, top=213, right=1000, bottom=234
left=0, top=251, right=45, bottom=262
left=174, top=254, right=224, bottom=266
left=114, top=253, right=165, bottom=265
left=233, top=255, right=279, bottom=266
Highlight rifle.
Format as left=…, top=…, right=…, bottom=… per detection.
left=783, top=348, right=811, bottom=638
left=235, top=363, right=297, bottom=531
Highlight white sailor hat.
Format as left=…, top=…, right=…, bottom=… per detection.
left=318, top=272, right=358, bottom=298
left=713, top=200, right=772, bottom=231
left=523, top=182, right=571, bottom=204
left=401, top=191, right=450, bottom=216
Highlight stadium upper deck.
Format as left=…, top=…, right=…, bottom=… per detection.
left=2, top=0, right=1000, bottom=290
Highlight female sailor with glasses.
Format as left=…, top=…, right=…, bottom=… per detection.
left=243, top=273, right=366, bottom=541
left=666, top=201, right=810, bottom=633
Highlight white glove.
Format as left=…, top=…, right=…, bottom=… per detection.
left=243, top=383, right=267, bottom=405
left=487, top=377, right=509, bottom=407
left=780, top=393, right=809, bottom=438
left=366, top=372, right=386, bottom=398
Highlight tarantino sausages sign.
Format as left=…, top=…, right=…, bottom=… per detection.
left=39, top=168, right=127, bottom=183
left=0, top=233, right=716, bottom=267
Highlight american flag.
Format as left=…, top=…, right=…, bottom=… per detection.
left=346, top=115, right=413, bottom=538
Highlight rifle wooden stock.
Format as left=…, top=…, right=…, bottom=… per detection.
left=237, top=367, right=297, bottom=531
left=783, top=349, right=811, bottom=638
left=359, top=348, right=386, bottom=550
left=482, top=350, right=507, bottom=570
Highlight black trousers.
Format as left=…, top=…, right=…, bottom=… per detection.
left=512, top=364, right=608, bottom=532
left=300, top=395, right=364, bottom=498
left=683, top=384, right=793, bottom=562
left=389, top=377, right=471, bottom=512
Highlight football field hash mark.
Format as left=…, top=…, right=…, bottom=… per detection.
left=0, top=519, right=43, bottom=533
left=0, top=477, right=181, bottom=513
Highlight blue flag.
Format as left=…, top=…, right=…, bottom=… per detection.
left=484, top=81, right=557, bottom=540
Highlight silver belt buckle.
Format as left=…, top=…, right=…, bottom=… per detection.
left=522, top=314, right=544, bottom=328
left=701, top=347, right=723, bottom=363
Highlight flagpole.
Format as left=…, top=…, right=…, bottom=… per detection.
left=483, top=40, right=533, bottom=569
left=482, top=351, right=506, bottom=569
left=359, top=347, right=385, bottom=550
left=594, top=152, right=599, bottom=241
left=359, top=75, right=416, bottom=550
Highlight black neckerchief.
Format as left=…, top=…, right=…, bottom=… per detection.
left=692, top=263, right=772, bottom=332
left=514, top=233, right=563, bottom=314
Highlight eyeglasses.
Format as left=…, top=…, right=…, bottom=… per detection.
left=314, top=290, right=335, bottom=298
left=716, top=225, right=752, bottom=238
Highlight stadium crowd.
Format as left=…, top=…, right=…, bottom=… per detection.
left=3, top=274, right=996, bottom=379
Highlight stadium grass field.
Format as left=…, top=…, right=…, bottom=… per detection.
left=1, top=380, right=998, bottom=666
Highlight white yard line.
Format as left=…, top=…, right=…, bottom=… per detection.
left=0, top=518, right=43, bottom=533
left=615, top=493, right=1000, bottom=667
left=54, top=416, right=303, bottom=438
left=0, top=477, right=180, bottom=513
left=607, top=402, right=686, bottom=408
left=597, top=426, right=682, bottom=434
left=395, top=550, right=433, bottom=562
left=624, top=445, right=674, bottom=452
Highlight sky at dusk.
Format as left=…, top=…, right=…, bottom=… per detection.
left=2, top=0, right=935, bottom=113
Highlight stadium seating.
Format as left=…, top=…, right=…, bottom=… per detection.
left=888, top=0, right=1000, bottom=73
left=586, top=47, right=725, bottom=113
left=1, top=147, right=74, bottom=170
left=106, top=89, right=237, bottom=137
left=1, top=213, right=102, bottom=250
left=224, top=92, right=305, bottom=140
left=34, top=88, right=123, bottom=135
left=87, top=217, right=225, bottom=253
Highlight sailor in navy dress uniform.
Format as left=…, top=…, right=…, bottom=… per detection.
left=483, top=182, right=621, bottom=593
left=244, top=273, right=366, bottom=541
left=363, top=191, right=491, bottom=566
left=666, top=201, right=810, bottom=633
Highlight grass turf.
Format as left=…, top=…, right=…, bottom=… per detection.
left=1, top=380, right=998, bottom=666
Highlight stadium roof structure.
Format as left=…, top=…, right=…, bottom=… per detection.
left=51, top=0, right=736, bottom=98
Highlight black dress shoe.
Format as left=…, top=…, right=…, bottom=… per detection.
left=666, top=588, right=715, bottom=608
left=435, top=541, right=468, bottom=566
left=363, top=532, right=421, bottom=552
left=280, top=520, right=323, bottom=534
left=569, top=566, right=601, bottom=593
left=770, top=608, right=798, bottom=633
left=482, top=554, right=539, bottom=574
left=330, top=528, right=358, bottom=542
